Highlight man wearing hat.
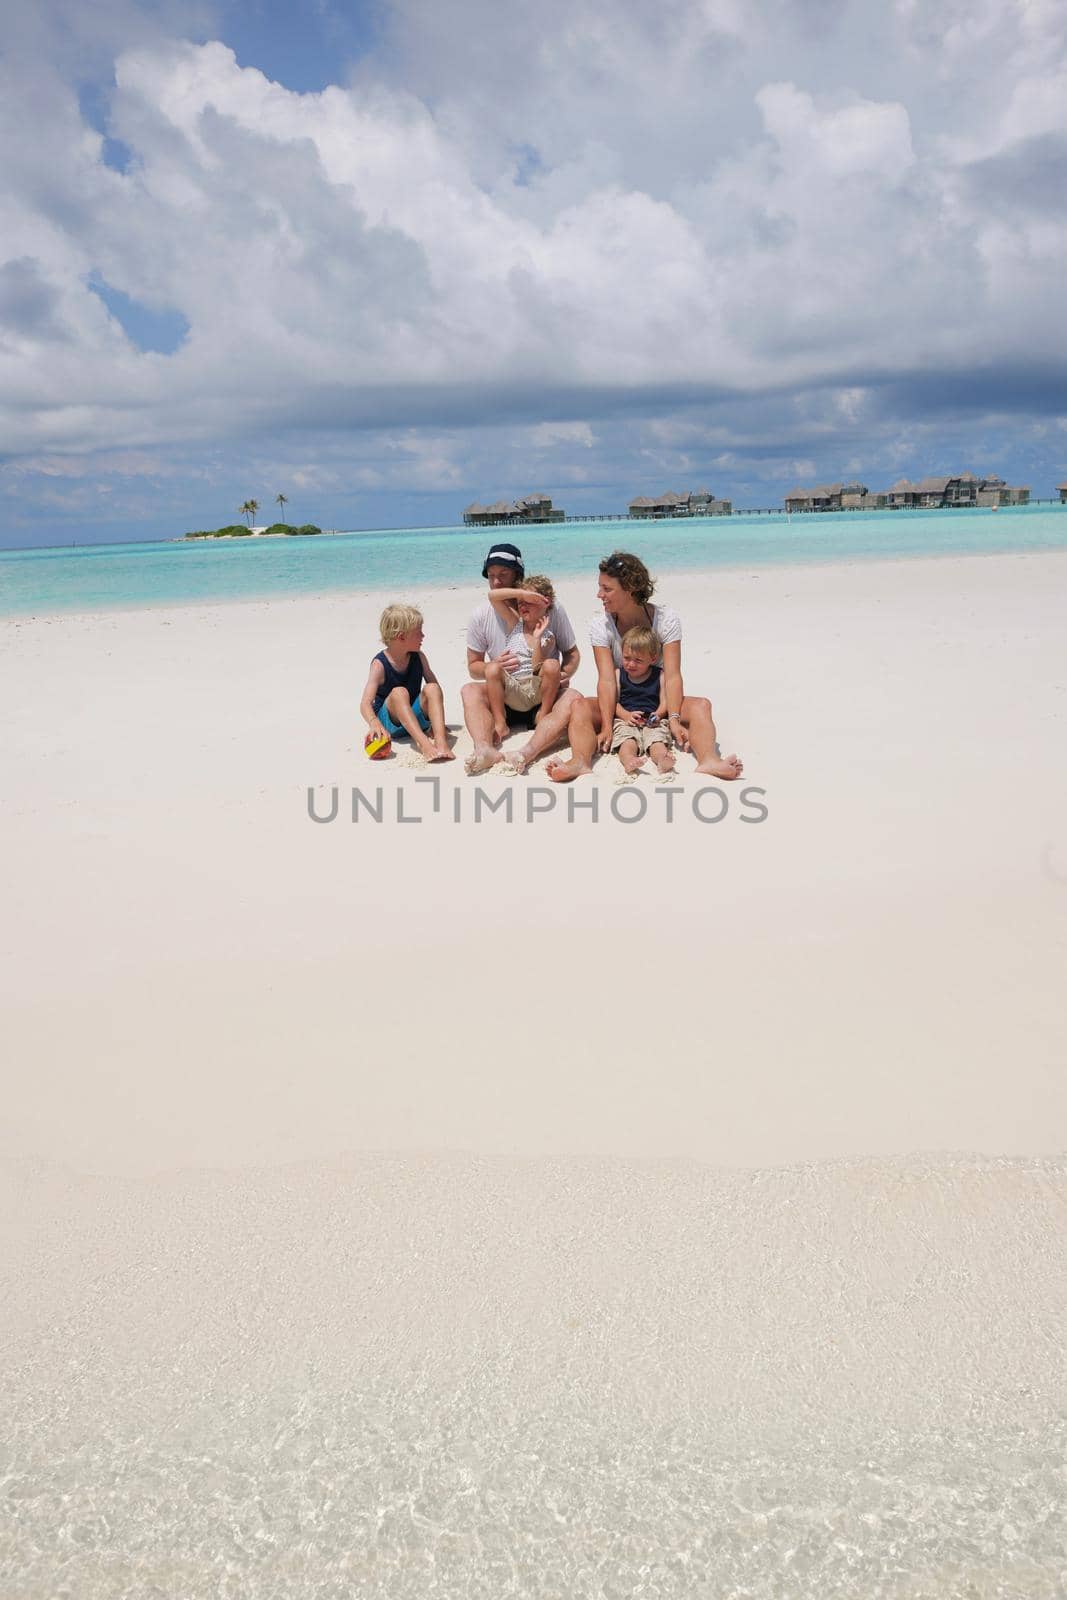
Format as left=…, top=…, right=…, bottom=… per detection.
left=462, top=542, right=581, bottom=774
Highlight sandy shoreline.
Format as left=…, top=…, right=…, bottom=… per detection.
left=3, top=547, right=1066, bottom=1595
left=3, top=549, right=1066, bottom=1178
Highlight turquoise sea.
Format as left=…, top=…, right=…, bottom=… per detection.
left=2, top=506, right=1065, bottom=617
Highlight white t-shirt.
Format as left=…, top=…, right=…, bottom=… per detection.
left=467, top=601, right=577, bottom=675
left=588, top=602, right=682, bottom=667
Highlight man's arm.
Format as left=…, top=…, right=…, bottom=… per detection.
left=467, top=642, right=521, bottom=680
left=559, top=643, right=580, bottom=685
left=419, top=650, right=440, bottom=688
left=467, top=646, right=490, bottom=682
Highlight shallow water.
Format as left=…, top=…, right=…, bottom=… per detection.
left=3, top=1151, right=1065, bottom=1597
left=2, top=504, right=1066, bottom=616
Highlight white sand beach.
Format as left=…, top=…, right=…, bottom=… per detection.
left=3, top=550, right=1066, bottom=1596
left=3, top=550, right=1065, bottom=1175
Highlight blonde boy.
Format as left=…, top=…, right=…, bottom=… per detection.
left=359, top=604, right=454, bottom=762
left=612, top=625, right=675, bottom=776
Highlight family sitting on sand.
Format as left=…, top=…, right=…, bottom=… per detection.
left=358, top=542, right=743, bottom=781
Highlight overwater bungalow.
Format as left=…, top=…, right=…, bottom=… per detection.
left=785, top=483, right=845, bottom=513
left=975, top=476, right=1030, bottom=507
left=787, top=472, right=1029, bottom=513
left=840, top=482, right=887, bottom=510
left=1058, top=482, right=1067, bottom=503
left=915, top=476, right=952, bottom=508
left=945, top=471, right=981, bottom=505
left=628, top=488, right=731, bottom=518
left=463, top=493, right=565, bottom=526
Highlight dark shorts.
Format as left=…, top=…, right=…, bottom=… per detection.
left=504, top=703, right=537, bottom=731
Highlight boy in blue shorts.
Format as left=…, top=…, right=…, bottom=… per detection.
left=359, top=604, right=455, bottom=761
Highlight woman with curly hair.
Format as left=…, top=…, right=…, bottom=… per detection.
left=546, top=551, right=743, bottom=783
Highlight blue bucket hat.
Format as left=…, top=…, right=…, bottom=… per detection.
left=481, top=542, right=524, bottom=579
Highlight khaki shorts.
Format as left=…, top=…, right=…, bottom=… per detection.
left=611, top=717, right=670, bottom=754
left=502, top=671, right=543, bottom=712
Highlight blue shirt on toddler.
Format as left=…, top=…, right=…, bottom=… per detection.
left=618, top=663, right=662, bottom=717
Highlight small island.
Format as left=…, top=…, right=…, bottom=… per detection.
left=184, top=523, right=323, bottom=539
left=184, top=495, right=324, bottom=539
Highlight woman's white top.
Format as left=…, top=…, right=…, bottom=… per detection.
left=588, top=602, right=682, bottom=668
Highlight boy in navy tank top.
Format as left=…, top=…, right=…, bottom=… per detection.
left=611, top=625, right=675, bottom=777
left=359, top=604, right=455, bottom=761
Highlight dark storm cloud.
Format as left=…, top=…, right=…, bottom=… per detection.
left=872, top=365, right=1067, bottom=422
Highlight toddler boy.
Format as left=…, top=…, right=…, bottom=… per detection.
left=612, top=625, right=675, bottom=776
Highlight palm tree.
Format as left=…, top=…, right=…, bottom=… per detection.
left=239, top=500, right=253, bottom=527
left=275, top=492, right=289, bottom=524
left=244, top=498, right=260, bottom=529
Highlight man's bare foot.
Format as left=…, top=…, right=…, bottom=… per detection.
left=546, top=756, right=593, bottom=783
left=504, top=748, right=530, bottom=774
left=492, top=718, right=508, bottom=744
left=465, top=744, right=504, bottom=776
left=695, top=753, right=743, bottom=779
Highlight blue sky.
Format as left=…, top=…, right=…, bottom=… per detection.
left=2, top=0, right=1066, bottom=548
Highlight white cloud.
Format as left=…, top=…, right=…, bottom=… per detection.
left=531, top=422, right=596, bottom=449
left=1, top=0, right=1066, bottom=542
left=755, top=83, right=915, bottom=182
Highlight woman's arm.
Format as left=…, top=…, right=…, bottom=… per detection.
left=594, top=645, right=619, bottom=752
left=660, top=640, right=688, bottom=749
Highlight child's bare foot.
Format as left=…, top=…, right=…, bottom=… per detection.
left=621, top=754, right=646, bottom=775
left=415, top=736, right=439, bottom=762
left=651, top=747, right=676, bottom=774
left=492, top=718, right=508, bottom=744
left=695, top=753, right=743, bottom=779
left=430, top=742, right=455, bottom=762
left=546, top=755, right=593, bottom=783
left=465, top=743, right=504, bottom=775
